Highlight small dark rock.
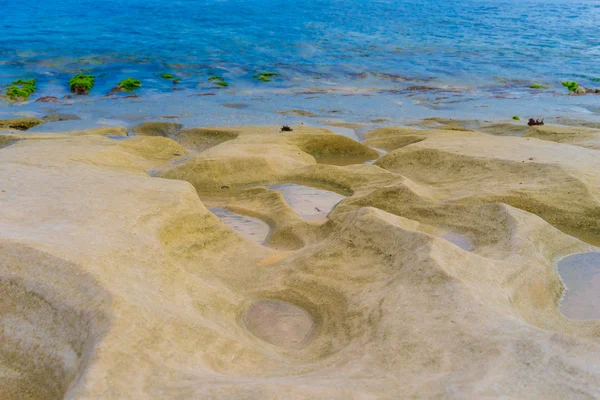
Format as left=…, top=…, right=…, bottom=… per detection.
left=220, top=185, right=229, bottom=190
left=222, top=103, right=249, bottom=109
left=527, top=118, right=544, bottom=126
left=281, top=125, right=293, bottom=132
left=42, top=113, right=81, bottom=123
left=71, top=84, right=90, bottom=95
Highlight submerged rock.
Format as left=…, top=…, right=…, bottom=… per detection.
left=42, top=113, right=81, bottom=123
left=131, top=122, right=183, bottom=137
left=0, top=117, right=44, bottom=131
left=35, top=96, right=60, bottom=103
left=277, top=109, right=316, bottom=117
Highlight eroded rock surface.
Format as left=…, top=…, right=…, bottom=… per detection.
left=0, top=124, right=599, bottom=399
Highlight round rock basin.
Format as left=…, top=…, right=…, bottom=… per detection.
left=242, top=300, right=315, bottom=348
left=558, top=252, right=600, bottom=320
left=267, top=184, right=346, bottom=222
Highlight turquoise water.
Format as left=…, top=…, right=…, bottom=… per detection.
left=2, top=0, right=600, bottom=125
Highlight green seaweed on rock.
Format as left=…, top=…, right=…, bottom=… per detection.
left=562, top=81, right=579, bottom=92
left=4, top=79, right=37, bottom=101
left=208, top=75, right=228, bottom=87
left=69, top=74, right=95, bottom=95
left=253, top=71, right=278, bottom=82
left=529, top=84, right=547, bottom=89
left=158, top=73, right=175, bottom=80
left=118, top=78, right=142, bottom=92
left=512, top=116, right=520, bottom=120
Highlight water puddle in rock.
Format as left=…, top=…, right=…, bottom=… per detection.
left=242, top=299, right=314, bottom=348
left=209, top=208, right=270, bottom=244
left=364, top=147, right=387, bottom=165
left=442, top=232, right=473, bottom=251
left=558, top=252, right=600, bottom=320
left=266, top=184, right=346, bottom=221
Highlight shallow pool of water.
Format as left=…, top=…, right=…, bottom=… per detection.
left=442, top=232, right=473, bottom=251
left=557, top=252, right=600, bottom=320
left=209, top=208, right=270, bottom=244
left=266, top=184, right=346, bottom=221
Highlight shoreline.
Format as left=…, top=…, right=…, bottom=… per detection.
left=2, top=86, right=600, bottom=141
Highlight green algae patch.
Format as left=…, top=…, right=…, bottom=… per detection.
left=529, top=84, right=547, bottom=89
left=562, top=81, right=579, bottom=92
left=253, top=72, right=278, bottom=82
left=117, top=78, right=142, bottom=92
left=5, top=79, right=37, bottom=101
left=158, top=73, right=175, bottom=80
left=69, top=74, right=95, bottom=95
left=208, top=75, right=228, bottom=87
left=513, top=116, right=520, bottom=121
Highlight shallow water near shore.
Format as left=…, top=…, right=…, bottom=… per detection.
left=558, top=252, right=600, bottom=320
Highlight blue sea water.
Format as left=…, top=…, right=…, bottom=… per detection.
left=1, top=0, right=600, bottom=127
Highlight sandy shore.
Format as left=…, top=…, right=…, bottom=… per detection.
left=0, top=118, right=599, bottom=398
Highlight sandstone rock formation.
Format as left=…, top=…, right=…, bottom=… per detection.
left=0, top=123, right=598, bottom=399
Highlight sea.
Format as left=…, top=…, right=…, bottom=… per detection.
left=1, top=0, right=600, bottom=131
